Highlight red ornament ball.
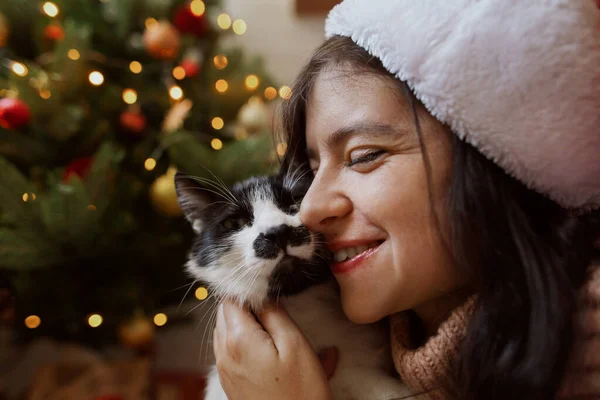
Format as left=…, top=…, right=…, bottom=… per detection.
left=0, top=98, right=31, bottom=129
left=143, top=21, right=180, bottom=60
left=120, top=111, right=147, bottom=135
left=173, top=4, right=208, bottom=37
left=44, top=24, right=64, bottom=41
left=62, top=157, right=93, bottom=183
left=180, top=59, right=200, bottom=78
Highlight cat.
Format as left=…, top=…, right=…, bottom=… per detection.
left=174, top=169, right=414, bottom=400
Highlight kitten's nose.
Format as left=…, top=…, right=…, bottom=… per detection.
left=264, top=224, right=292, bottom=250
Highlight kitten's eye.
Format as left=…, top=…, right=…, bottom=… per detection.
left=288, top=204, right=301, bottom=214
left=222, top=217, right=248, bottom=230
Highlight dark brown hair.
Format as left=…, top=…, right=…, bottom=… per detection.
left=279, top=36, right=599, bottom=400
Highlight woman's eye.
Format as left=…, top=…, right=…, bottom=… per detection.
left=347, top=149, right=386, bottom=167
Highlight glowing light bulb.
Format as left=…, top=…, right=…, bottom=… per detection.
left=195, top=287, right=209, bottom=300
left=245, top=74, right=259, bottom=90
left=211, top=138, right=223, bottom=150
left=172, top=66, right=186, bottom=80
left=145, top=18, right=158, bottom=30
left=43, top=2, right=59, bottom=17
left=232, top=19, right=247, bottom=35
left=129, top=61, right=142, bottom=74
left=217, top=13, right=232, bottom=30
left=144, top=158, right=157, bottom=171
left=211, top=117, right=224, bottom=130
left=89, top=71, right=104, bottom=86
left=154, top=313, right=168, bottom=326
left=40, top=90, right=51, bottom=99
left=215, top=79, right=228, bottom=93
left=11, top=62, right=28, bottom=77
left=213, top=55, right=228, bottom=70
left=25, top=315, right=41, bottom=329
left=22, top=193, right=29, bottom=202
left=122, top=89, right=138, bottom=104
left=190, top=0, right=205, bottom=16
left=87, top=204, right=97, bottom=211
left=68, top=49, right=80, bottom=60
left=264, top=87, right=277, bottom=100
left=169, top=86, right=184, bottom=100
left=276, top=142, right=287, bottom=156
left=87, top=314, right=103, bottom=328
left=279, top=85, right=292, bottom=99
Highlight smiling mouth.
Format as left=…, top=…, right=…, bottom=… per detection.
left=332, top=240, right=384, bottom=262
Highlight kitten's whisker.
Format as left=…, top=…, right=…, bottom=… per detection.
left=190, top=167, right=238, bottom=205
left=180, top=173, right=238, bottom=205
left=178, top=280, right=198, bottom=312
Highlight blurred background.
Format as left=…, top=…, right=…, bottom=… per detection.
left=0, top=0, right=337, bottom=398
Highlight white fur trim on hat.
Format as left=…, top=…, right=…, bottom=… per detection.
left=325, top=0, right=600, bottom=210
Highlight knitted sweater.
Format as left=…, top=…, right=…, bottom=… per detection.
left=390, top=262, right=600, bottom=399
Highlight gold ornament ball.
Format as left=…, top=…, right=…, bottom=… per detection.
left=150, top=167, right=182, bottom=217
left=143, top=21, right=181, bottom=60
left=118, top=315, right=155, bottom=349
left=237, top=97, right=268, bottom=134
left=0, top=12, right=9, bottom=47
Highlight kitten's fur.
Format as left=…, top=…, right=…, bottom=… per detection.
left=175, top=170, right=413, bottom=400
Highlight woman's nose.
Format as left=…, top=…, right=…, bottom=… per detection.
left=299, top=173, right=352, bottom=232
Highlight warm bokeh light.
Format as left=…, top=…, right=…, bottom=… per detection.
left=213, top=55, right=228, bottom=70
left=276, top=142, right=287, bottom=156
left=217, top=13, right=232, bottom=30
left=215, top=79, right=228, bottom=93
left=22, top=193, right=29, bottom=202
left=154, top=313, right=168, bottom=326
left=172, top=66, right=186, bottom=80
left=245, top=74, right=259, bottom=90
left=195, top=287, right=209, bottom=300
left=87, top=204, right=97, bottom=211
left=264, top=87, right=277, bottom=100
left=122, top=89, right=138, bottom=104
left=87, top=314, right=103, bottom=328
left=211, top=138, right=223, bottom=150
left=43, top=2, right=59, bottom=17
left=190, top=0, right=206, bottom=16
left=211, top=117, right=224, bottom=130
left=89, top=71, right=104, bottom=86
left=279, top=85, right=292, bottom=99
left=25, top=315, right=41, bottom=329
left=169, top=86, right=184, bottom=100
left=129, top=61, right=142, bottom=74
left=11, top=62, right=28, bottom=77
left=232, top=19, right=247, bottom=35
left=40, top=90, right=51, bottom=99
left=68, top=49, right=80, bottom=60
left=144, top=158, right=157, bottom=171
left=145, top=18, right=158, bottom=30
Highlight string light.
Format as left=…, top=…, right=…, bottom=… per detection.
left=232, top=19, right=247, bottom=35
left=87, top=204, right=97, bottom=211
left=211, top=138, right=223, bottom=150
left=43, top=2, right=59, bottom=17
left=172, top=66, right=186, bottom=80
left=211, top=117, right=224, bottom=130
left=276, top=143, right=287, bottom=156
left=89, top=71, right=104, bottom=86
left=213, top=55, right=228, bottom=70
left=122, top=89, right=138, bottom=104
left=40, top=89, right=51, bottom=99
left=144, top=158, right=157, bottom=171
left=245, top=74, right=259, bottom=90
left=190, top=0, right=206, bottom=16
left=23, top=193, right=37, bottom=202
left=68, top=49, right=80, bottom=60
left=215, top=79, right=228, bottom=93
left=279, top=85, right=292, bottom=99
left=145, top=18, right=158, bottom=30
left=154, top=313, right=168, bottom=326
left=11, top=62, right=28, bottom=77
left=169, top=86, right=184, bottom=100
left=129, top=61, right=142, bottom=74
left=87, top=313, right=103, bottom=328
left=195, top=287, right=209, bottom=300
left=264, top=87, right=277, bottom=100
left=217, top=13, right=232, bottom=30
left=25, top=315, right=41, bottom=329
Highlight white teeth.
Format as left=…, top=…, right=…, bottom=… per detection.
left=333, top=242, right=379, bottom=262
left=335, top=250, right=348, bottom=262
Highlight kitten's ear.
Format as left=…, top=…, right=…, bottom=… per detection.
left=174, top=172, right=219, bottom=233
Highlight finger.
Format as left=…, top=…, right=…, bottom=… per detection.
left=221, top=299, right=263, bottom=333
left=318, top=346, right=339, bottom=380
left=256, top=302, right=303, bottom=349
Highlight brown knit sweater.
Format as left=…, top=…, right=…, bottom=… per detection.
left=390, top=262, right=600, bottom=399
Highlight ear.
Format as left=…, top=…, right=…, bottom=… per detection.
left=174, top=172, right=219, bottom=233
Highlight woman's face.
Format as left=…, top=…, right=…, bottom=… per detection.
left=299, top=66, right=466, bottom=324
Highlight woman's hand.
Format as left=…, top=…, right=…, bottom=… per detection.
left=213, top=300, right=334, bottom=400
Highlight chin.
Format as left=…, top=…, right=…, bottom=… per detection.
left=340, top=292, right=385, bottom=324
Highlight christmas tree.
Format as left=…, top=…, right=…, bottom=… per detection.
left=0, top=0, right=285, bottom=349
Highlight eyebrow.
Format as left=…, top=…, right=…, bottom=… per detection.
left=306, top=122, right=398, bottom=160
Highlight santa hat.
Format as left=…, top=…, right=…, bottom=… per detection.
left=325, top=0, right=600, bottom=210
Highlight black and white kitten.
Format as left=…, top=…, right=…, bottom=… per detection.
left=174, top=170, right=413, bottom=400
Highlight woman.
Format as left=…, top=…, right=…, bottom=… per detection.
left=213, top=1, right=600, bottom=399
